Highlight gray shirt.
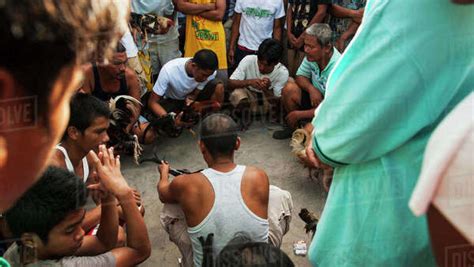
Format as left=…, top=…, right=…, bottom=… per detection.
left=3, top=243, right=116, bottom=267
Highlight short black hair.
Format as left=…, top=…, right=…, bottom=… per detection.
left=67, top=93, right=110, bottom=134
left=192, top=49, right=219, bottom=71
left=199, top=114, right=239, bottom=158
left=5, top=166, right=88, bottom=244
left=257, top=39, right=283, bottom=65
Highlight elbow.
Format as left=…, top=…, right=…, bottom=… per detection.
left=174, top=3, right=184, bottom=13
left=139, top=244, right=152, bottom=263
left=157, top=187, right=165, bottom=203
left=157, top=187, right=172, bottom=204
left=132, top=245, right=151, bottom=266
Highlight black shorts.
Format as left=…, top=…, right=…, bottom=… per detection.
left=300, top=89, right=313, bottom=110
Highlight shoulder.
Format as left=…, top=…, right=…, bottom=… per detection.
left=82, top=63, right=94, bottom=80
left=169, top=172, right=208, bottom=197
left=169, top=173, right=194, bottom=191
left=274, top=63, right=289, bottom=76
left=243, top=166, right=269, bottom=186
left=237, top=55, right=256, bottom=70
left=49, top=149, right=66, bottom=169
left=81, top=64, right=95, bottom=92
left=125, top=67, right=137, bottom=80
left=125, top=68, right=140, bottom=88
left=244, top=54, right=257, bottom=62
left=242, top=166, right=269, bottom=199
left=166, top=57, right=187, bottom=70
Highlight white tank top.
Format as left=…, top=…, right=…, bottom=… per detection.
left=188, top=165, right=269, bottom=267
left=55, top=145, right=89, bottom=183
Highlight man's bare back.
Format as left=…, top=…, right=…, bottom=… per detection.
left=159, top=163, right=269, bottom=227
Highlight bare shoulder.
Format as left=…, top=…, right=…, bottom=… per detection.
left=49, top=149, right=66, bottom=169
left=125, top=67, right=137, bottom=79
left=243, top=166, right=269, bottom=188
left=244, top=166, right=268, bottom=179
left=170, top=172, right=207, bottom=192
left=81, top=63, right=94, bottom=93
left=83, top=63, right=94, bottom=78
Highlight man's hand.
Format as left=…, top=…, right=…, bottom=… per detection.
left=261, top=78, right=274, bottom=97
left=288, top=32, right=298, bottom=48
left=175, top=112, right=194, bottom=128
left=132, top=189, right=145, bottom=216
left=305, top=139, right=332, bottom=170
left=309, top=90, right=323, bottom=107
left=286, top=110, right=302, bottom=129
left=228, top=48, right=235, bottom=66
left=158, top=160, right=170, bottom=179
left=295, top=34, right=305, bottom=49
left=249, top=78, right=270, bottom=91
left=352, top=8, right=364, bottom=24
left=87, top=171, right=111, bottom=201
left=89, top=145, right=130, bottom=198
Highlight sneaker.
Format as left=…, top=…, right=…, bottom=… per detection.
left=272, top=126, right=293, bottom=139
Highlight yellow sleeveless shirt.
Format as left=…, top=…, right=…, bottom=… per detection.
left=184, top=0, right=227, bottom=69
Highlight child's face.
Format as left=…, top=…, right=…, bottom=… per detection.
left=40, top=209, right=86, bottom=258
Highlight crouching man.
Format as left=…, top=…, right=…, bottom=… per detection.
left=143, top=49, right=225, bottom=128
left=273, top=23, right=341, bottom=139
left=157, top=114, right=293, bottom=266
left=3, top=146, right=150, bottom=266
left=228, top=38, right=289, bottom=129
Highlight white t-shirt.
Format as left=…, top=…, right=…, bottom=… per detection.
left=230, top=55, right=289, bottom=97
left=120, top=28, right=139, bottom=58
left=153, top=57, right=216, bottom=100
left=234, top=0, right=285, bottom=51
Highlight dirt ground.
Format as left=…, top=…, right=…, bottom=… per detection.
left=120, top=120, right=327, bottom=266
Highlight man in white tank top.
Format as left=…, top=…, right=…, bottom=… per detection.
left=157, top=114, right=293, bottom=266
left=49, top=94, right=145, bottom=237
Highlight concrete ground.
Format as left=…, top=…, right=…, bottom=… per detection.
left=120, top=120, right=327, bottom=266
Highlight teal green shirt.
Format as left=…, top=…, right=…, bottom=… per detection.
left=309, top=0, right=474, bottom=266
left=296, top=48, right=341, bottom=95
left=0, top=257, right=10, bottom=267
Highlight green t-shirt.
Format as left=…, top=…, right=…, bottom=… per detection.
left=295, top=47, right=341, bottom=95
left=309, top=0, right=473, bottom=266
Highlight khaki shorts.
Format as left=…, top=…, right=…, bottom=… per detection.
left=229, top=88, right=275, bottom=114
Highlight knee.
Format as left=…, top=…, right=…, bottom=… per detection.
left=281, top=81, right=300, bottom=100
left=117, top=226, right=126, bottom=247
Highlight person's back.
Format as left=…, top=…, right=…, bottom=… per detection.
left=187, top=165, right=269, bottom=266
left=306, top=0, right=474, bottom=265
left=157, top=114, right=271, bottom=266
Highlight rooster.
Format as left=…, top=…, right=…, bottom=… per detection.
left=290, top=128, right=333, bottom=192
left=107, top=95, right=143, bottom=164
